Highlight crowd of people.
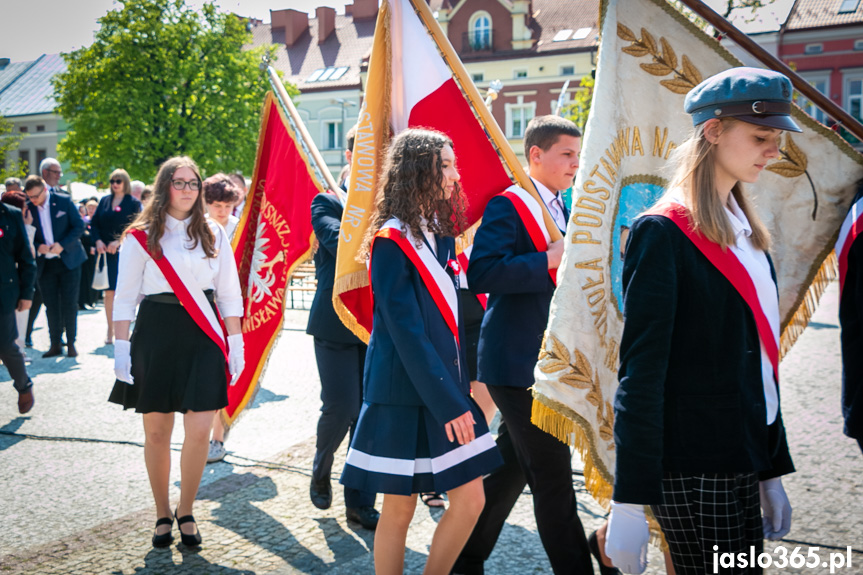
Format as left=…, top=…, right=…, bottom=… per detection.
left=1, top=66, right=860, bottom=574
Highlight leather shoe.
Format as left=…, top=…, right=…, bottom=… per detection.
left=66, top=343, right=78, bottom=358
left=310, top=478, right=332, bottom=510
left=42, top=345, right=63, bottom=358
left=346, top=506, right=380, bottom=530
left=17, top=388, right=34, bottom=414
left=589, top=529, right=621, bottom=575
left=451, top=557, right=485, bottom=575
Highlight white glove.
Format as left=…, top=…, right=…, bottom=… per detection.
left=760, top=477, right=792, bottom=540
left=605, top=502, right=649, bottom=574
left=114, top=339, right=133, bottom=384
left=227, top=333, right=245, bottom=386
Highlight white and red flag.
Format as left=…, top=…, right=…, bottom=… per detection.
left=332, top=0, right=515, bottom=341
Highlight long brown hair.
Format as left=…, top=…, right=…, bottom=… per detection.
left=109, top=168, right=132, bottom=196
left=659, top=118, right=771, bottom=251
left=359, top=128, right=466, bottom=260
left=125, top=156, right=215, bottom=258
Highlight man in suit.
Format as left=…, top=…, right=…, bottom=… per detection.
left=454, top=116, right=594, bottom=575
left=26, top=163, right=87, bottom=358
left=0, top=193, right=37, bottom=413
left=306, top=188, right=379, bottom=530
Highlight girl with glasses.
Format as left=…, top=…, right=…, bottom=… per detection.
left=109, top=156, right=245, bottom=548
left=90, top=169, right=142, bottom=344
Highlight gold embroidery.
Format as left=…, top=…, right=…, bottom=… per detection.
left=617, top=23, right=703, bottom=94
left=766, top=133, right=807, bottom=178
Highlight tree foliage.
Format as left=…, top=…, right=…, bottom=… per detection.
left=54, top=0, right=295, bottom=184
left=0, top=116, right=27, bottom=180
left=562, top=75, right=594, bottom=132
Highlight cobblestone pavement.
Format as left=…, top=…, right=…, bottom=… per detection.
left=1, top=284, right=861, bottom=574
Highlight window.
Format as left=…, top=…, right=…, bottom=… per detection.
left=572, top=27, right=592, bottom=40
left=506, top=102, right=535, bottom=139
left=838, top=0, right=860, bottom=14
left=472, top=72, right=484, bottom=82
left=553, top=30, right=572, bottom=42
left=561, top=65, right=575, bottom=76
left=468, top=12, right=492, bottom=51
left=36, top=149, right=47, bottom=167
left=804, top=43, right=823, bottom=54
left=36, top=125, right=45, bottom=132
left=855, top=39, right=863, bottom=51
left=19, top=150, right=30, bottom=170
left=323, top=120, right=343, bottom=150
left=848, top=78, right=863, bottom=122
left=307, top=69, right=324, bottom=82
left=514, top=69, right=528, bottom=79
left=19, top=126, right=27, bottom=133
left=794, top=73, right=829, bottom=123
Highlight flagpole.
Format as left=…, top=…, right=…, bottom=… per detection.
left=407, top=0, right=563, bottom=242
left=679, top=0, right=863, bottom=142
left=265, top=65, right=344, bottom=196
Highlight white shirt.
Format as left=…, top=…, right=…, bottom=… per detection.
left=724, top=194, right=780, bottom=425
left=35, top=193, right=58, bottom=258
left=206, top=214, right=240, bottom=241
left=532, top=178, right=567, bottom=232
left=113, top=215, right=244, bottom=322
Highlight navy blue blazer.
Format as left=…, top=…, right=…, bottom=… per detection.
left=839, top=191, right=863, bottom=442
left=364, top=233, right=472, bottom=427
left=306, top=192, right=364, bottom=345
left=0, top=203, right=36, bottom=315
left=90, top=193, right=142, bottom=244
left=29, top=192, right=87, bottom=270
left=613, top=215, right=794, bottom=505
left=468, top=194, right=563, bottom=388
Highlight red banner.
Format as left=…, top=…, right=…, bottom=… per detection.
left=224, top=91, right=320, bottom=424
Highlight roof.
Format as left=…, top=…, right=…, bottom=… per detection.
left=0, top=54, right=66, bottom=117
left=252, top=13, right=375, bottom=92
left=531, top=0, right=599, bottom=53
left=786, top=0, right=863, bottom=30
left=724, top=0, right=797, bottom=34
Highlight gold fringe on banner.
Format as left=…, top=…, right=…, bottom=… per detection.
left=779, top=250, right=838, bottom=359
left=333, top=270, right=373, bottom=344
left=532, top=392, right=667, bottom=549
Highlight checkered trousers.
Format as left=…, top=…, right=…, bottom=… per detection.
left=651, top=472, right=763, bottom=575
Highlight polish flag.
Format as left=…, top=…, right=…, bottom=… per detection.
left=333, top=0, right=512, bottom=341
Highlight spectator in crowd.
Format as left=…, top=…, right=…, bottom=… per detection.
left=130, top=180, right=145, bottom=201
left=27, top=163, right=87, bottom=358
left=110, top=156, right=244, bottom=548
left=78, top=199, right=97, bottom=311
left=91, top=169, right=142, bottom=344
left=140, top=186, right=153, bottom=207
left=0, top=190, right=36, bottom=413
left=338, top=125, right=357, bottom=191
left=1, top=190, right=37, bottom=362
left=229, top=173, right=249, bottom=218
left=4, top=177, right=22, bottom=192
left=201, top=173, right=242, bottom=464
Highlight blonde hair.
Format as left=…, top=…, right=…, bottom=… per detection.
left=109, top=168, right=132, bottom=196
left=659, top=118, right=770, bottom=251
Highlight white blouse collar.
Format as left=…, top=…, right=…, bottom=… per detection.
left=165, top=213, right=192, bottom=231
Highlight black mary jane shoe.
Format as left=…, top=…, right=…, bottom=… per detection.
left=588, top=530, right=621, bottom=575
left=175, top=509, right=202, bottom=547
left=152, top=516, right=174, bottom=548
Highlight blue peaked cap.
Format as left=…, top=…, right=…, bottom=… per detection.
left=684, top=67, right=802, bottom=132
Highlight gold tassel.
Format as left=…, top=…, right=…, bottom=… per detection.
left=333, top=271, right=373, bottom=343
left=779, top=251, right=837, bottom=359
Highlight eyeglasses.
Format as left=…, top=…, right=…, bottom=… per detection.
left=26, top=188, right=45, bottom=200
left=46, top=168, right=62, bottom=176
left=171, top=179, right=200, bottom=191
left=110, top=179, right=124, bottom=185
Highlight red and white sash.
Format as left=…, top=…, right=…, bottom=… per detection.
left=370, top=219, right=459, bottom=344
left=836, top=195, right=863, bottom=295
left=645, top=203, right=780, bottom=386
left=455, top=243, right=488, bottom=310
left=500, top=185, right=557, bottom=286
left=129, top=229, right=230, bottom=368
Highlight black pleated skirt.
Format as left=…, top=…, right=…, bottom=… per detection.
left=108, top=297, right=228, bottom=413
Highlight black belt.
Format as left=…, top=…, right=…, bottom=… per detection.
left=145, top=290, right=214, bottom=305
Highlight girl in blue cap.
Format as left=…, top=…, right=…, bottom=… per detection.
left=605, top=68, right=798, bottom=574
left=340, top=128, right=502, bottom=575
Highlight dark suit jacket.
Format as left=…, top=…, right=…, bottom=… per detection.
left=364, top=234, right=472, bottom=427
left=840, top=191, right=863, bottom=441
left=306, top=192, right=364, bottom=345
left=29, top=192, right=87, bottom=270
left=468, top=194, right=562, bottom=388
left=612, top=215, right=794, bottom=504
left=0, top=203, right=36, bottom=315
left=90, top=193, right=142, bottom=244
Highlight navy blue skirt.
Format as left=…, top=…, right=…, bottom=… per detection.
left=341, top=398, right=502, bottom=495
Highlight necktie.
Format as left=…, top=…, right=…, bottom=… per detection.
left=551, top=193, right=565, bottom=230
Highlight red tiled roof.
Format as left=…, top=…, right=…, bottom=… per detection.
left=251, top=13, right=375, bottom=92
left=786, top=0, right=863, bottom=30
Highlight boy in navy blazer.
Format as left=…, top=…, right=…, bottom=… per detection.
left=455, top=116, right=594, bottom=575
left=26, top=168, right=87, bottom=358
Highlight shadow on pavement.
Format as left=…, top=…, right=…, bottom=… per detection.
left=112, top=546, right=257, bottom=574
left=247, top=387, right=290, bottom=410
left=313, top=517, right=372, bottom=564
left=0, top=417, right=28, bottom=451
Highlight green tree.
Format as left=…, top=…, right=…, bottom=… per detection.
left=0, top=116, right=27, bottom=180
left=54, top=0, right=295, bottom=184
left=562, top=75, right=594, bottom=132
